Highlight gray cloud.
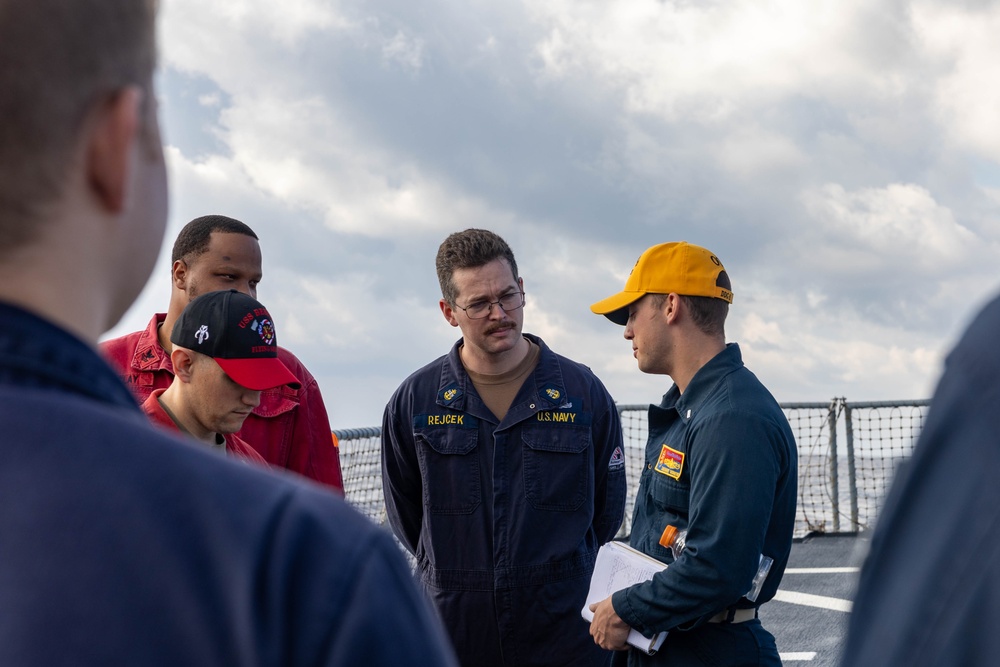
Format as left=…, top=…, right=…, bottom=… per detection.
left=104, top=0, right=1000, bottom=427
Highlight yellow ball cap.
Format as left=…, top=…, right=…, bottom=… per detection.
left=590, top=242, right=733, bottom=325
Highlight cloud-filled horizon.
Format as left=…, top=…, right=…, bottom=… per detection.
left=104, top=0, right=1000, bottom=428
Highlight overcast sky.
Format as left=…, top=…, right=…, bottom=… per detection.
left=104, top=0, right=1000, bottom=429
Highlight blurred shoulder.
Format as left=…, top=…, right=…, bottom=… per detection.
left=276, top=346, right=315, bottom=382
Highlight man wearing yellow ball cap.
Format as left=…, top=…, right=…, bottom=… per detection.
left=588, top=242, right=797, bottom=667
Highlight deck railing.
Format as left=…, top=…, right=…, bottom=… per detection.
left=334, top=398, right=930, bottom=538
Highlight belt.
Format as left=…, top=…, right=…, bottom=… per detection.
left=707, top=608, right=757, bottom=624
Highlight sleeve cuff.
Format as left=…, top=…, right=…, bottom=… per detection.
left=612, top=587, right=654, bottom=638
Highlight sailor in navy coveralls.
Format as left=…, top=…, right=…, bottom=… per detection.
left=382, top=229, right=627, bottom=667
left=589, top=242, right=797, bottom=667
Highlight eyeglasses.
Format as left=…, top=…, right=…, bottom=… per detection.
left=454, top=291, right=525, bottom=319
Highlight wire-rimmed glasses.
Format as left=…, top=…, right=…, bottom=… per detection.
left=453, top=291, right=525, bottom=319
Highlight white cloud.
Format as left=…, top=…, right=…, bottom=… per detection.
left=802, top=182, right=977, bottom=269
left=381, top=30, right=426, bottom=71
left=529, top=0, right=905, bottom=121
left=733, top=297, right=945, bottom=405
left=164, top=0, right=350, bottom=63
left=132, top=0, right=1000, bottom=429
left=197, top=93, right=222, bottom=108
left=741, top=313, right=784, bottom=347
left=913, top=2, right=1000, bottom=160
left=220, top=95, right=516, bottom=237
left=713, top=126, right=807, bottom=178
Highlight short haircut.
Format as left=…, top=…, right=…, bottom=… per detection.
left=171, top=215, right=259, bottom=264
left=680, top=295, right=729, bottom=338
left=435, top=229, right=519, bottom=305
left=0, top=0, right=159, bottom=252
left=651, top=267, right=731, bottom=338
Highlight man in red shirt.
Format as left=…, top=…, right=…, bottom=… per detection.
left=144, top=289, right=304, bottom=467
left=101, top=215, right=344, bottom=491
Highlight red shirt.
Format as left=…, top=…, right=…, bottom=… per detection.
left=102, top=314, right=344, bottom=492
left=141, top=389, right=269, bottom=466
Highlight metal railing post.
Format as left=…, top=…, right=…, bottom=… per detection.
left=843, top=401, right=859, bottom=531
left=828, top=398, right=840, bottom=532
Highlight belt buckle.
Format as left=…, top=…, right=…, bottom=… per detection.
left=709, top=607, right=756, bottom=624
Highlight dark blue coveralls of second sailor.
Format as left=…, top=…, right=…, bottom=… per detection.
left=381, top=228, right=628, bottom=667
left=588, top=242, right=797, bottom=666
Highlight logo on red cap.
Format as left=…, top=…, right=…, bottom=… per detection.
left=252, top=318, right=275, bottom=345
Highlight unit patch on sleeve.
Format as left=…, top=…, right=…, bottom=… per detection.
left=608, top=446, right=625, bottom=470
left=654, top=444, right=684, bottom=480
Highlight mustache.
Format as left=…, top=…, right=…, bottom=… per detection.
left=485, top=323, right=516, bottom=336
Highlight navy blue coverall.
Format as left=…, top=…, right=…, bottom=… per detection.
left=613, top=344, right=797, bottom=666
left=0, top=301, right=458, bottom=666
left=841, top=291, right=1000, bottom=666
left=382, top=334, right=628, bottom=667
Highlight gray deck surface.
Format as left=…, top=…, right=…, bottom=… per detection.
left=761, top=533, right=867, bottom=666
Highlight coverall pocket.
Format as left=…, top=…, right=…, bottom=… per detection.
left=522, top=425, right=590, bottom=511
left=649, top=473, right=689, bottom=514
left=416, top=428, right=481, bottom=514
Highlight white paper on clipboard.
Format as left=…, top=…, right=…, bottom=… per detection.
left=581, top=541, right=668, bottom=655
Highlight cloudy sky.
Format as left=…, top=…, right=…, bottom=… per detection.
left=104, top=0, right=1000, bottom=429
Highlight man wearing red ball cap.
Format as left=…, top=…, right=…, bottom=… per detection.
left=142, top=289, right=301, bottom=466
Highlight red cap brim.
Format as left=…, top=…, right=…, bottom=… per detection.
left=215, top=357, right=302, bottom=391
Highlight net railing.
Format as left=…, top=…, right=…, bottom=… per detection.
left=843, top=400, right=929, bottom=534
left=333, top=398, right=930, bottom=538
left=333, top=427, right=385, bottom=524
left=785, top=401, right=844, bottom=536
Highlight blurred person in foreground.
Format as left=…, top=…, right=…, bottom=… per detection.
left=381, top=228, right=627, bottom=666
left=841, top=291, right=1000, bottom=666
left=0, top=0, right=457, bottom=664
left=588, top=242, right=797, bottom=666
left=101, top=214, right=344, bottom=492
left=142, top=289, right=307, bottom=467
